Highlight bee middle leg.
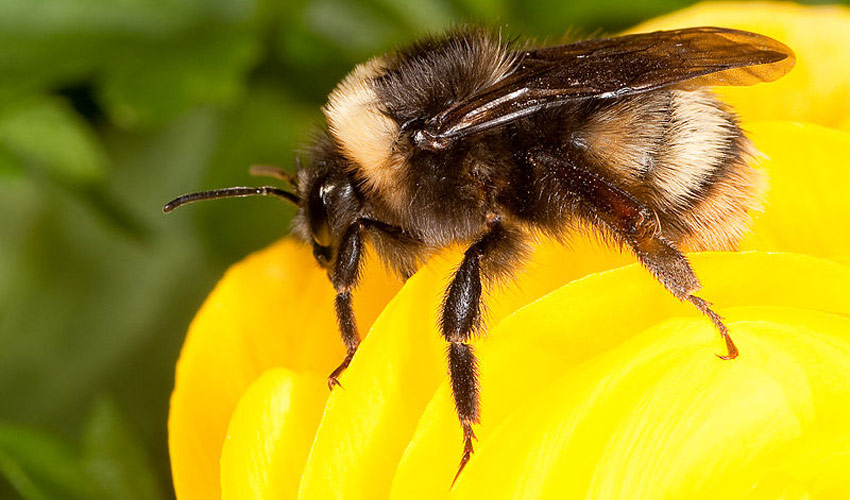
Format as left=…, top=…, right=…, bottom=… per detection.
left=441, top=217, right=527, bottom=483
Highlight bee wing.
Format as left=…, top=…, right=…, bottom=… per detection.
left=421, top=27, right=794, bottom=147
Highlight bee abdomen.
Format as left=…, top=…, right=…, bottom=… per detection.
left=579, top=89, right=764, bottom=251
left=650, top=90, right=764, bottom=250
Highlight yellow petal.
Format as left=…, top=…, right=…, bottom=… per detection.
left=391, top=252, right=849, bottom=499
left=297, top=238, right=632, bottom=499
left=296, top=257, right=449, bottom=500
left=220, top=369, right=326, bottom=500
left=171, top=118, right=847, bottom=498
left=742, top=122, right=850, bottom=261
left=452, top=308, right=849, bottom=499
left=629, top=2, right=850, bottom=130
left=169, top=239, right=400, bottom=500
left=200, top=117, right=847, bottom=498
left=170, top=6, right=850, bottom=495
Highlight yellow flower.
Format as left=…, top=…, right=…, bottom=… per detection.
left=631, top=1, right=850, bottom=132
left=169, top=3, right=850, bottom=499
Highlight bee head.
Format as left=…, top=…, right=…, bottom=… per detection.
left=294, top=141, right=361, bottom=270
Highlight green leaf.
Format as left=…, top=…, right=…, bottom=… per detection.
left=0, top=0, right=191, bottom=96
left=0, top=423, right=98, bottom=500
left=0, top=95, right=152, bottom=239
left=0, top=147, right=25, bottom=180
left=82, top=397, right=165, bottom=500
left=196, top=83, right=310, bottom=264
left=0, top=0, right=260, bottom=129
left=0, top=0, right=258, bottom=86
left=363, top=0, right=454, bottom=31
left=99, top=29, right=260, bottom=128
left=0, top=96, right=108, bottom=186
left=509, top=0, right=699, bottom=35
left=449, top=0, right=508, bottom=20
left=303, top=0, right=402, bottom=55
left=0, top=110, right=221, bottom=492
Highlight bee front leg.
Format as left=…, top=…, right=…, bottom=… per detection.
left=441, top=218, right=527, bottom=484
left=328, top=221, right=365, bottom=390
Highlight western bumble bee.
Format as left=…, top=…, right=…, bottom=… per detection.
left=164, top=26, right=794, bottom=482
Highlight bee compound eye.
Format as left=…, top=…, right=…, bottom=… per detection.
left=307, top=181, right=332, bottom=247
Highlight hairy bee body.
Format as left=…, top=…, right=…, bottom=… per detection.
left=313, top=32, right=762, bottom=280
left=167, top=26, right=793, bottom=483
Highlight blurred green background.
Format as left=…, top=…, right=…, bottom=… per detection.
left=0, top=0, right=842, bottom=498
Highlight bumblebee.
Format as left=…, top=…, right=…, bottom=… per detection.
left=164, top=26, right=794, bottom=481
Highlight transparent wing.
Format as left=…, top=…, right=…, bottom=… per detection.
left=419, top=27, right=794, bottom=148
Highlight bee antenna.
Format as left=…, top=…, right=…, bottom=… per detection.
left=249, top=164, right=297, bottom=186
left=162, top=186, right=299, bottom=214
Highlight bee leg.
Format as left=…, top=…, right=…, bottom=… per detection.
left=528, top=150, right=737, bottom=359
left=608, top=206, right=739, bottom=359
left=687, top=294, right=737, bottom=360
left=442, top=219, right=526, bottom=484
left=627, top=231, right=738, bottom=360
left=328, top=222, right=365, bottom=390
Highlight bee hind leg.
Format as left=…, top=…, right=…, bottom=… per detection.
left=600, top=195, right=738, bottom=359
left=526, top=149, right=737, bottom=359
left=628, top=232, right=738, bottom=360
left=687, top=295, right=737, bottom=359
left=591, top=187, right=739, bottom=359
